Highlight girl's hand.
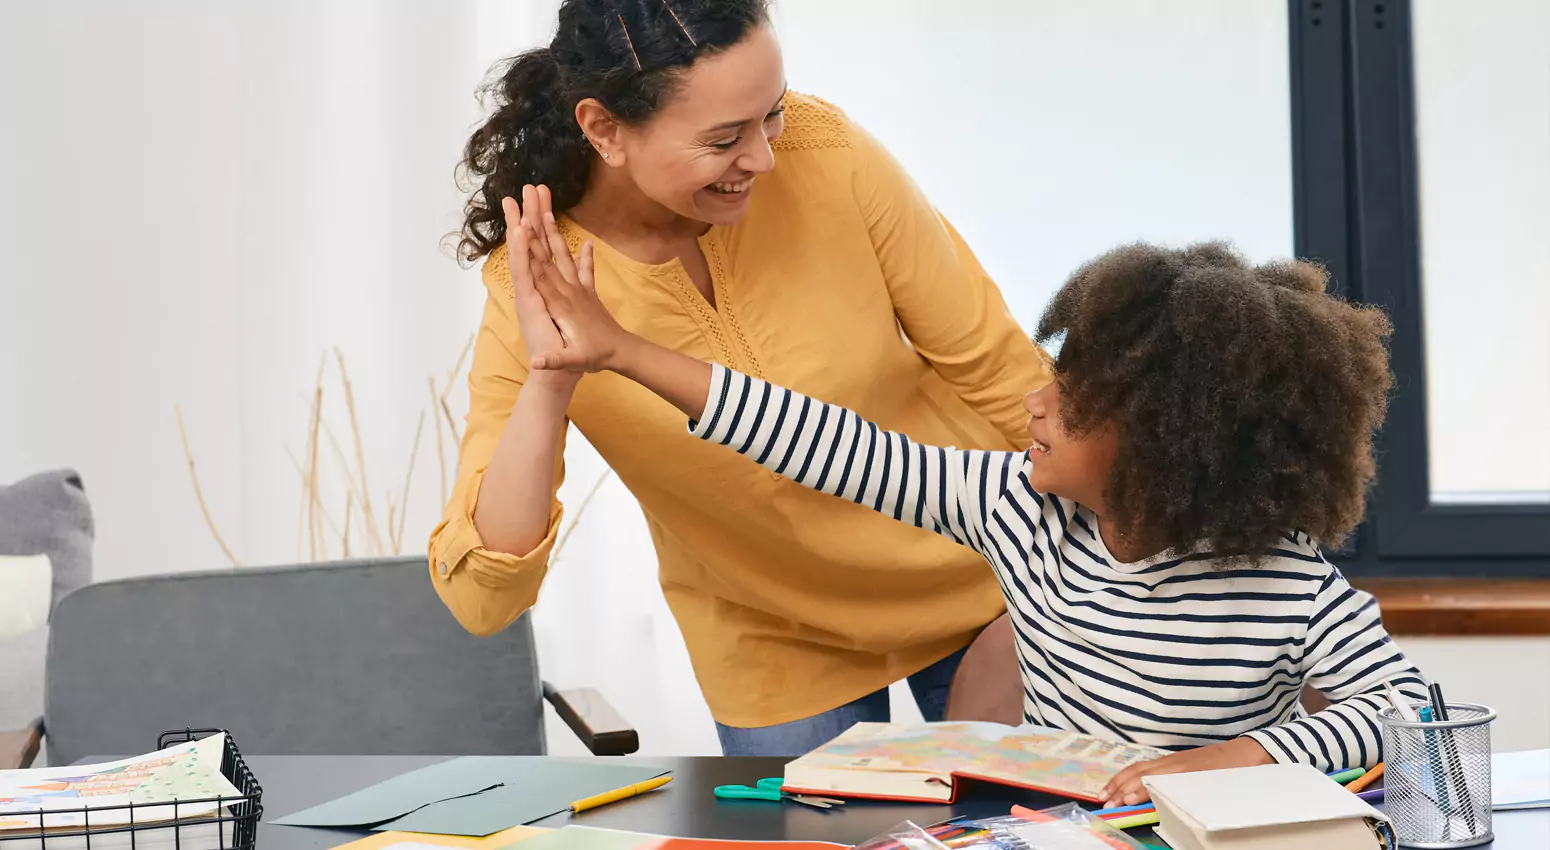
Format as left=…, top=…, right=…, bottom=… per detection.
left=1099, top=737, right=1275, bottom=808
left=500, top=185, right=577, bottom=391
left=520, top=188, right=632, bottom=374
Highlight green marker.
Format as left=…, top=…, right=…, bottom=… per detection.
left=1328, top=767, right=1366, bottom=785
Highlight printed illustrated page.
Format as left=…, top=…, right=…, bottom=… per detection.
left=796, top=723, right=1164, bottom=800
left=0, top=734, right=238, bottom=830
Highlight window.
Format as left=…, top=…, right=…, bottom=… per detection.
left=1289, top=0, right=1550, bottom=575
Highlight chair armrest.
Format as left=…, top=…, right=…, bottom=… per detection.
left=0, top=717, right=44, bottom=769
left=542, top=682, right=640, bottom=756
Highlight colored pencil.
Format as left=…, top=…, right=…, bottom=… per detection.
left=1329, top=767, right=1366, bottom=785
left=1090, top=803, right=1154, bottom=816
left=1346, top=762, right=1384, bottom=793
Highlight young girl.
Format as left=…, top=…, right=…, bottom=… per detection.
left=506, top=193, right=1428, bottom=806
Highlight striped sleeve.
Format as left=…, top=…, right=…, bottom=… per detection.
left=689, top=365, right=1020, bottom=552
left=1244, top=567, right=1428, bottom=770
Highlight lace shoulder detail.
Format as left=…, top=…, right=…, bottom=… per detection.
left=773, top=91, right=852, bottom=152
left=482, top=243, right=514, bottom=296
left=481, top=222, right=585, bottom=297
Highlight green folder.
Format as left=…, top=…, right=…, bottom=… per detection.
left=271, top=758, right=670, bottom=836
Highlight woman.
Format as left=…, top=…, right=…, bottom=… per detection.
left=430, top=0, right=1050, bottom=756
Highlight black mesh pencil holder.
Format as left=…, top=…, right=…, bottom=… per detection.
left=0, top=729, right=263, bottom=850
left=1378, top=703, right=1495, bottom=848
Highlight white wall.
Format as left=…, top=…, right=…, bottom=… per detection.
left=769, top=0, right=1295, bottom=322
left=1395, top=638, right=1550, bottom=752
left=0, top=2, right=486, bottom=582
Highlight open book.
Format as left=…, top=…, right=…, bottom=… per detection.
left=782, top=722, right=1168, bottom=804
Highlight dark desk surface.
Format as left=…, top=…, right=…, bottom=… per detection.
left=91, top=755, right=1550, bottom=849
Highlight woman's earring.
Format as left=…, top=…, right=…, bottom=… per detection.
left=600, top=151, right=611, bottom=159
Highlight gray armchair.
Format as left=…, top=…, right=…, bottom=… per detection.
left=3, top=556, right=636, bottom=768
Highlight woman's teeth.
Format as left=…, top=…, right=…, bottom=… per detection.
left=707, top=178, right=753, bottom=195
left=1031, top=440, right=1050, bottom=454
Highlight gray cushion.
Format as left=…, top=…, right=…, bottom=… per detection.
left=45, top=556, right=545, bottom=765
left=0, top=469, right=94, bottom=614
left=0, top=470, right=94, bottom=736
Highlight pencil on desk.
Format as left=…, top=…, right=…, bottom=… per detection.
left=571, top=775, right=674, bottom=814
left=1091, top=803, right=1153, bottom=816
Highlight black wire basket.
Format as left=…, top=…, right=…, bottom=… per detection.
left=0, top=729, right=262, bottom=850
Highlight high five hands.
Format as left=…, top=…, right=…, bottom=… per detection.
left=500, top=184, right=630, bottom=377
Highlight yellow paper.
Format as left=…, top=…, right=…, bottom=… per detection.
left=331, top=825, right=546, bottom=850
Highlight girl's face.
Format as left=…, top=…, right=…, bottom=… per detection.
left=613, top=24, right=787, bottom=226
left=1023, top=380, right=1120, bottom=511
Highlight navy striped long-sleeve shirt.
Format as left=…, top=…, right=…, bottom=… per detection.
left=691, top=365, right=1427, bottom=769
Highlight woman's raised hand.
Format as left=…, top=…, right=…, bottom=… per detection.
left=518, top=185, right=632, bottom=375
left=500, top=185, right=577, bottom=389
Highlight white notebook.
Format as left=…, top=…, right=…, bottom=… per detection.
left=1145, top=764, right=1389, bottom=850
left=1492, top=749, right=1550, bottom=810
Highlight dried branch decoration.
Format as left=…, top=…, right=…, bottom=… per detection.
left=178, top=333, right=614, bottom=569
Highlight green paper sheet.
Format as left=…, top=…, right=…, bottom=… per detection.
left=272, top=758, right=519, bottom=827
left=271, top=758, right=667, bottom=835
left=378, top=762, right=669, bottom=837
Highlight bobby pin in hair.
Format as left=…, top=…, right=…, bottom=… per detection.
left=617, top=14, right=643, bottom=70
left=660, top=0, right=698, bottom=46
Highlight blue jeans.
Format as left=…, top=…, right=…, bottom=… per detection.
left=715, top=647, right=967, bottom=756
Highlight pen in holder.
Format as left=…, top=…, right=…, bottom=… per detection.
left=1377, top=701, right=1495, bottom=849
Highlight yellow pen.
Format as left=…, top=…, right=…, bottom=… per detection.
left=570, top=775, right=674, bottom=814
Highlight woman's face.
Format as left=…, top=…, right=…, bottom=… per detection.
left=616, top=24, right=787, bottom=226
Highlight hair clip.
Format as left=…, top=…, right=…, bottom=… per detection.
left=617, top=14, right=643, bottom=70
left=660, top=0, right=697, bottom=46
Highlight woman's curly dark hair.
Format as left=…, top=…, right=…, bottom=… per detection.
left=1034, top=242, right=1393, bottom=562
left=455, top=0, right=769, bottom=264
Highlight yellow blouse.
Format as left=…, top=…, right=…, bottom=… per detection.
left=429, top=92, right=1052, bottom=728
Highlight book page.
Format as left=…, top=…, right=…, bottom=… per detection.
left=0, top=733, right=239, bottom=831
left=789, top=723, right=1166, bottom=801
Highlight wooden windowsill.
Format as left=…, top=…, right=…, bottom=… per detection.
left=1354, top=578, right=1550, bottom=636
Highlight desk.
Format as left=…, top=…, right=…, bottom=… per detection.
left=92, top=755, right=1550, bottom=850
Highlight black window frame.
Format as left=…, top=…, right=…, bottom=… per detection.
left=1288, top=0, right=1550, bottom=577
